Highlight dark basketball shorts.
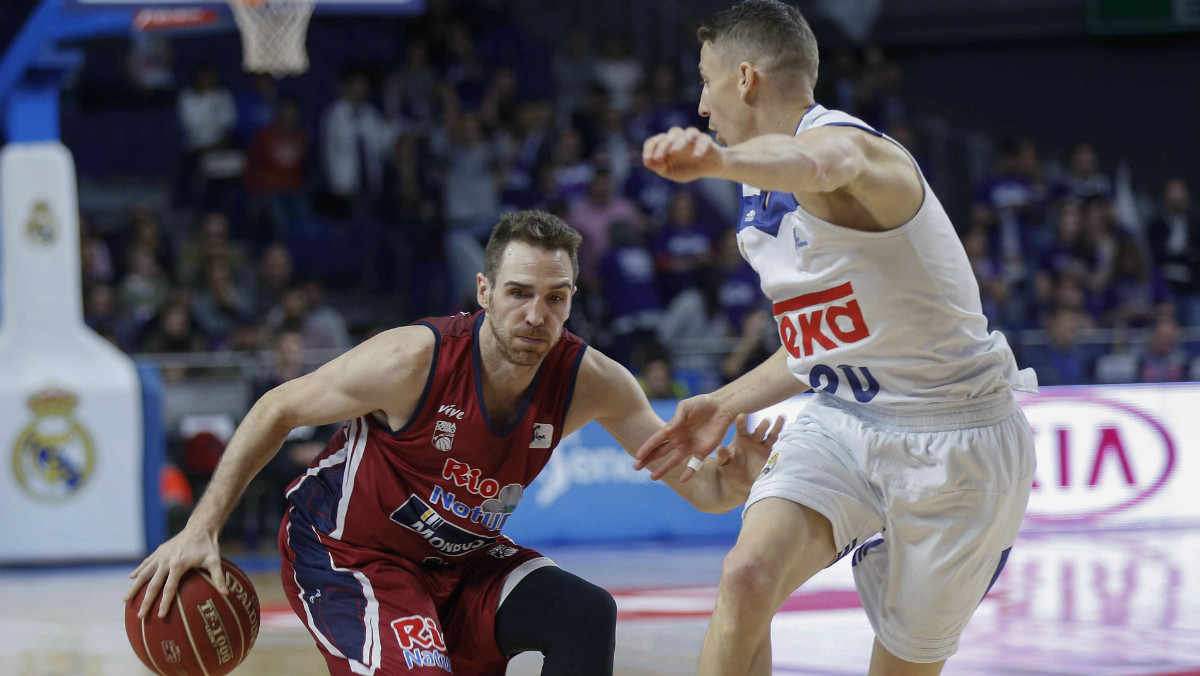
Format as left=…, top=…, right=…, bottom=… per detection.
left=278, top=510, right=551, bottom=676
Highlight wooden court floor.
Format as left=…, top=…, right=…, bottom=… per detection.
left=2, top=528, right=1199, bottom=676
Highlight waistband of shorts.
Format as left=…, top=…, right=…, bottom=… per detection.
left=813, top=389, right=1018, bottom=432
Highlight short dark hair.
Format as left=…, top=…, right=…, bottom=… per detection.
left=483, top=210, right=583, bottom=283
left=698, top=0, right=819, bottom=89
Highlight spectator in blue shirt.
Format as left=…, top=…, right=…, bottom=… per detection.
left=1023, top=307, right=1094, bottom=386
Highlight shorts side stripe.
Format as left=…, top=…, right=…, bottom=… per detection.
left=286, top=518, right=381, bottom=675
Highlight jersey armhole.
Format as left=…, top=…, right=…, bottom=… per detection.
left=380, top=321, right=442, bottom=436
left=810, top=121, right=928, bottom=232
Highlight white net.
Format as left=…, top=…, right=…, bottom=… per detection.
left=228, top=0, right=316, bottom=77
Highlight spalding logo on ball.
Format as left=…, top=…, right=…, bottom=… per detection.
left=126, top=557, right=260, bottom=676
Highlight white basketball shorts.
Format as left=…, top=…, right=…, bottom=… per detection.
left=745, top=390, right=1035, bottom=663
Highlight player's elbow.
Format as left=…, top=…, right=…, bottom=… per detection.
left=684, top=483, right=744, bottom=514
left=248, top=387, right=297, bottom=438
left=697, top=496, right=742, bottom=515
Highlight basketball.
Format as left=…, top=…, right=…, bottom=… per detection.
left=125, top=558, right=260, bottom=676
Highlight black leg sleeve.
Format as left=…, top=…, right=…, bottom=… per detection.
left=493, top=566, right=617, bottom=676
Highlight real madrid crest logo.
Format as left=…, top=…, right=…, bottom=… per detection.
left=11, top=388, right=96, bottom=502
left=25, top=201, right=58, bottom=246
left=759, top=451, right=779, bottom=479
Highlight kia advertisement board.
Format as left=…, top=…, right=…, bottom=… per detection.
left=1016, top=387, right=1186, bottom=527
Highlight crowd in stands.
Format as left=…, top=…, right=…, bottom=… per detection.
left=71, top=0, right=1200, bottom=410
left=968, top=140, right=1200, bottom=385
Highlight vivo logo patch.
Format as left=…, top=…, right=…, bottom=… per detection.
left=1022, top=394, right=1176, bottom=523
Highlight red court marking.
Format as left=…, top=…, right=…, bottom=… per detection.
left=261, top=587, right=864, bottom=624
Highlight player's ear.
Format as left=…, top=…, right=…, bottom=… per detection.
left=476, top=273, right=490, bottom=309
left=739, top=62, right=756, bottom=102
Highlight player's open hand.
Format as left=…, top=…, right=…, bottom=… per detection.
left=634, top=393, right=736, bottom=482
left=712, top=414, right=785, bottom=493
left=124, top=524, right=228, bottom=619
left=643, top=126, right=723, bottom=183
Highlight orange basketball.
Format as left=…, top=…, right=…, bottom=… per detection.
left=125, top=558, right=260, bottom=676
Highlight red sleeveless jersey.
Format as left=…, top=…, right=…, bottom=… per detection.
left=285, top=311, right=587, bottom=564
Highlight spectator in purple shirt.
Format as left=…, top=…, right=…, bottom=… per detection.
left=1138, top=315, right=1188, bottom=383
left=1099, top=238, right=1173, bottom=329
left=713, top=228, right=764, bottom=333
left=651, top=190, right=715, bottom=302
left=597, top=219, right=662, bottom=365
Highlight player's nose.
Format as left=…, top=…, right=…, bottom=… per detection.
left=524, top=299, right=546, bottom=326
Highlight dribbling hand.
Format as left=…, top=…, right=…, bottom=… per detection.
left=124, top=525, right=228, bottom=619
left=642, top=126, right=724, bottom=183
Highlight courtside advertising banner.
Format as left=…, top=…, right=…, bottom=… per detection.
left=507, top=385, right=1199, bottom=546
left=502, top=401, right=744, bottom=546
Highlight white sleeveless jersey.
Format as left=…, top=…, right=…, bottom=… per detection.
left=736, top=104, right=1030, bottom=411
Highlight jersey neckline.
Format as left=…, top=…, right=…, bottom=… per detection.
left=471, top=311, right=548, bottom=439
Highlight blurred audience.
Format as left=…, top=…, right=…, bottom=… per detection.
left=569, top=168, right=645, bottom=285
left=1147, top=179, right=1199, bottom=323
left=321, top=71, right=393, bottom=209
left=245, top=97, right=310, bottom=242
left=651, top=190, right=715, bottom=303
left=1022, top=307, right=1094, bottom=386
left=1059, top=142, right=1113, bottom=202
left=73, top=17, right=1200, bottom=420
left=1138, top=316, right=1188, bottom=383
left=597, top=219, right=662, bottom=365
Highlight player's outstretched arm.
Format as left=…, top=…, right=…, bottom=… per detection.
left=567, top=349, right=781, bottom=512
left=634, top=347, right=809, bottom=481
left=644, top=125, right=924, bottom=229
left=643, top=125, right=893, bottom=194
left=124, top=325, right=435, bottom=619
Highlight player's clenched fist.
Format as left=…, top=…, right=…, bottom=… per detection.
left=642, top=126, right=724, bottom=183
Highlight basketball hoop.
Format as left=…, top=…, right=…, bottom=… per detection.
left=228, top=0, right=316, bottom=77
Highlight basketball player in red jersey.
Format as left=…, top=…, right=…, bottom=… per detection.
left=126, top=210, right=781, bottom=676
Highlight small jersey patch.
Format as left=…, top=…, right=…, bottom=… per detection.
left=530, top=423, right=553, bottom=448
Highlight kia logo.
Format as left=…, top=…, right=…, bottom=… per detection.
left=1019, top=393, right=1176, bottom=524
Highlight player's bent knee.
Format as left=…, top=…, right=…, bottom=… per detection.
left=495, top=567, right=617, bottom=673
left=563, top=577, right=618, bottom=636
left=719, top=548, right=776, bottom=604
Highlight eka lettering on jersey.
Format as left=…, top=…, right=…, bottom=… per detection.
left=772, top=282, right=870, bottom=359
left=390, top=495, right=498, bottom=556
left=391, top=615, right=450, bottom=672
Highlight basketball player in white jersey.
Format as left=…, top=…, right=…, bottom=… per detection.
left=635, top=2, right=1038, bottom=674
